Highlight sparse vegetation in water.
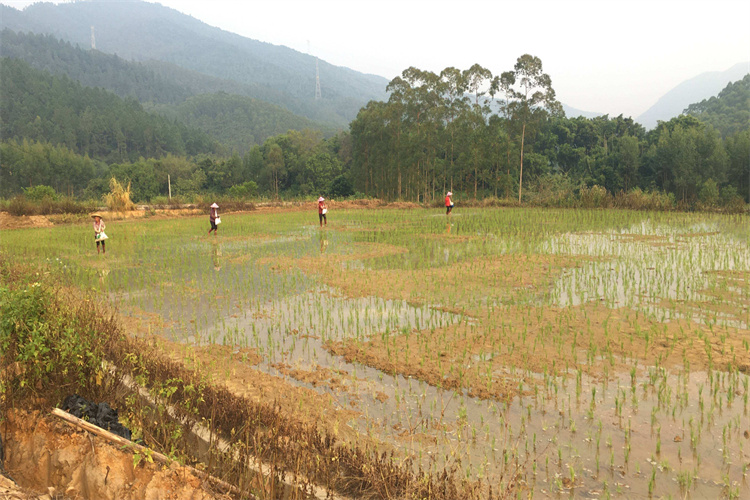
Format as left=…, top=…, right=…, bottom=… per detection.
left=1, top=205, right=748, bottom=499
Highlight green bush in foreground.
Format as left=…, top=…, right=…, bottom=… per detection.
left=0, top=266, right=111, bottom=407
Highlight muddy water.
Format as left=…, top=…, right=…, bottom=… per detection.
left=197, top=289, right=749, bottom=499
left=101, top=216, right=748, bottom=498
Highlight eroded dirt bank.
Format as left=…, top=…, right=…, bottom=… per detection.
left=1, top=409, right=230, bottom=500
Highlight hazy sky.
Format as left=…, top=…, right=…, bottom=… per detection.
left=3, top=0, right=749, bottom=117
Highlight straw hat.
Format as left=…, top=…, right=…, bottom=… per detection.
left=210, top=203, right=219, bottom=208
left=90, top=213, right=103, bottom=219
left=318, top=197, right=325, bottom=202
left=447, top=192, right=453, bottom=196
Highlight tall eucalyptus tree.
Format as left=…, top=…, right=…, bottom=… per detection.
left=498, top=55, right=562, bottom=202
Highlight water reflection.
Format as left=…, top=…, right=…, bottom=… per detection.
left=211, top=242, right=222, bottom=271
left=545, top=220, right=750, bottom=328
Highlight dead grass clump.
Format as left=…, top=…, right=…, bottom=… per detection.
left=3, top=196, right=94, bottom=217
left=104, top=178, right=135, bottom=212
left=614, top=188, right=676, bottom=211
left=578, top=184, right=613, bottom=208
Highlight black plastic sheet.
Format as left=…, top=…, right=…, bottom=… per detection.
left=62, top=394, right=132, bottom=441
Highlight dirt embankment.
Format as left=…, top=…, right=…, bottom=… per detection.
left=1, top=410, right=230, bottom=500
left=0, top=212, right=55, bottom=230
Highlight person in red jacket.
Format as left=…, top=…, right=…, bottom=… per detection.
left=318, top=197, right=328, bottom=227
left=445, top=191, right=454, bottom=215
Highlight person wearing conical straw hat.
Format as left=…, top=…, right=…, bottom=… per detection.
left=208, top=203, right=220, bottom=236
left=91, top=213, right=107, bottom=254
left=317, top=196, right=328, bottom=227
left=445, top=191, right=454, bottom=215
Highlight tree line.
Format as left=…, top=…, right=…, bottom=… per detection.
left=0, top=131, right=352, bottom=202
left=348, top=56, right=749, bottom=204
left=1, top=53, right=747, bottom=206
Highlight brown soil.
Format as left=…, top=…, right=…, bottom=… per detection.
left=149, top=336, right=364, bottom=444
left=271, top=363, right=356, bottom=394
left=115, top=306, right=364, bottom=443
left=327, top=301, right=750, bottom=401
left=1, top=410, right=229, bottom=500
left=0, top=475, right=53, bottom=500
left=0, top=212, right=54, bottom=230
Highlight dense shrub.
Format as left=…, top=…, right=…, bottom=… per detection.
left=578, top=185, right=612, bottom=208
left=6, top=195, right=34, bottom=216
left=719, top=185, right=746, bottom=213
left=614, top=188, right=676, bottom=211
left=227, top=181, right=258, bottom=199
left=698, top=179, right=720, bottom=206
left=23, top=185, right=57, bottom=202
left=328, top=175, right=354, bottom=199
left=4, top=194, right=94, bottom=216
left=0, top=271, right=114, bottom=408
left=525, top=174, right=579, bottom=207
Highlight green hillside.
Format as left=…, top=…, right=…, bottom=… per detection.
left=685, top=74, right=750, bottom=137
left=0, top=1, right=389, bottom=126
left=154, top=93, right=337, bottom=153
left=1, top=30, right=337, bottom=150
left=1, top=30, right=190, bottom=105
left=0, top=57, right=217, bottom=163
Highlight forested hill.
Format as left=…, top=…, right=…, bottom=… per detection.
left=685, top=75, right=750, bottom=138
left=1, top=30, right=335, bottom=152
left=0, top=57, right=218, bottom=163
left=636, top=62, right=749, bottom=129
left=0, top=1, right=389, bottom=126
left=0, top=30, right=191, bottom=105
left=154, top=93, right=335, bottom=153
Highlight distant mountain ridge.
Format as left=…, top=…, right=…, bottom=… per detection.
left=561, top=103, right=603, bottom=119
left=637, top=62, right=749, bottom=129
left=0, top=0, right=389, bottom=127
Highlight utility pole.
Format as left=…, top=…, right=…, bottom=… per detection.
left=315, top=57, right=322, bottom=100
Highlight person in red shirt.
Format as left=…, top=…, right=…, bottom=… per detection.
left=318, top=197, right=328, bottom=227
left=445, top=191, right=454, bottom=215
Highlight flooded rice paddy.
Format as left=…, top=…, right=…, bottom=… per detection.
left=2, top=207, right=748, bottom=498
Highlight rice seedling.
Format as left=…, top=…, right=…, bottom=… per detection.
left=2, top=206, right=748, bottom=498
